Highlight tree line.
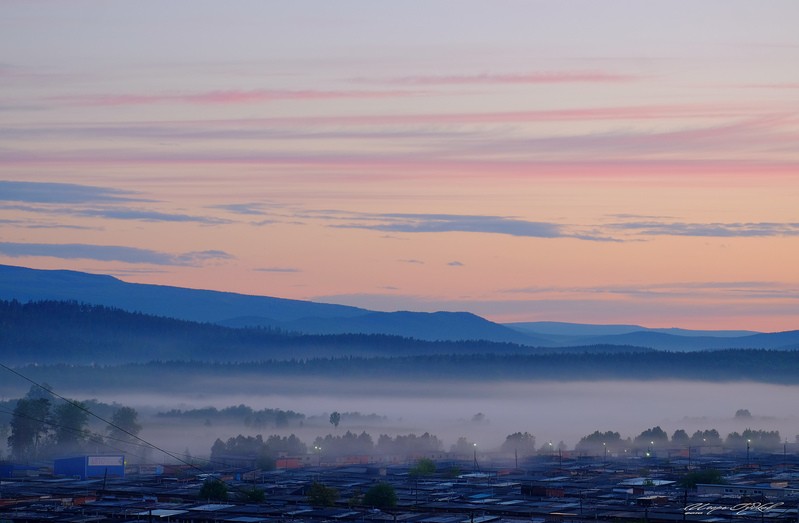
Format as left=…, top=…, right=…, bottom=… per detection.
left=576, top=425, right=785, bottom=454
left=2, top=385, right=142, bottom=462
left=10, top=349, right=799, bottom=399
left=205, top=421, right=791, bottom=469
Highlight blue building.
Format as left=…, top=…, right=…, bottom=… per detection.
left=54, top=455, right=125, bottom=480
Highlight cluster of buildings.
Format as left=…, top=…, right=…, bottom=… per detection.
left=2, top=450, right=799, bottom=523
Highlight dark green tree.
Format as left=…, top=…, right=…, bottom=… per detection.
left=500, top=432, right=536, bottom=456
left=329, top=411, right=341, bottom=428
left=679, top=469, right=725, bottom=489
left=634, top=426, right=668, bottom=447
left=409, top=457, right=436, bottom=477
left=52, top=401, right=90, bottom=452
left=199, top=478, right=228, bottom=501
left=108, top=406, right=141, bottom=444
left=450, top=436, right=475, bottom=455
left=237, top=486, right=265, bottom=502
left=25, top=384, right=53, bottom=401
left=8, top=397, right=51, bottom=460
left=308, top=481, right=339, bottom=507
left=690, top=429, right=722, bottom=446
left=671, top=429, right=689, bottom=446
left=575, top=430, right=623, bottom=453
left=726, top=429, right=781, bottom=450
left=363, top=482, right=397, bottom=509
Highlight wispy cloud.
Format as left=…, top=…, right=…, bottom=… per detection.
left=254, top=267, right=300, bottom=273
left=372, top=70, right=639, bottom=85
left=221, top=103, right=756, bottom=126
left=0, top=201, right=230, bottom=225
left=72, top=208, right=231, bottom=224
left=47, top=88, right=424, bottom=107
left=610, top=221, right=799, bottom=237
left=0, top=104, right=755, bottom=142
left=0, top=242, right=233, bottom=266
left=333, top=213, right=615, bottom=241
left=213, top=203, right=270, bottom=216
left=740, top=83, right=799, bottom=89
left=399, top=259, right=425, bottom=265
left=0, top=181, right=143, bottom=204
left=501, top=281, right=799, bottom=302
left=448, top=261, right=464, bottom=267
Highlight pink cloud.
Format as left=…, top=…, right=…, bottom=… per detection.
left=47, top=88, right=424, bottom=106
left=182, top=103, right=761, bottom=128
left=358, top=71, right=639, bottom=85
left=3, top=149, right=797, bottom=180
left=740, top=83, right=799, bottom=89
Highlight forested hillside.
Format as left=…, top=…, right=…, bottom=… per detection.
left=0, top=300, right=620, bottom=364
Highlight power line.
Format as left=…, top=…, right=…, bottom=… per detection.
left=0, top=362, right=266, bottom=499
left=0, top=363, right=221, bottom=472
left=0, top=406, right=205, bottom=466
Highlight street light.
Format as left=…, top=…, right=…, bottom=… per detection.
left=473, top=443, right=479, bottom=471
left=746, top=439, right=751, bottom=466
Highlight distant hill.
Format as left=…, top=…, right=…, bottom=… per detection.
left=506, top=321, right=647, bottom=337
left=221, top=311, right=548, bottom=345
left=503, top=321, right=796, bottom=351
left=0, top=300, right=653, bottom=365
left=506, top=321, right=759, bottom=338
left=0, top=264, right=367, bottom=323
left=570, top=330, right=799, bottom=351
left=5, top=300, right=799, bottom=388
left=0, top=264, right=538, bottom=345
left=2, top=265, right=793, bottom=350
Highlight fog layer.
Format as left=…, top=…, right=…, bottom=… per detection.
left=88, top=379, right=799, bottom=457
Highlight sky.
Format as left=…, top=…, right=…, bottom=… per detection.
left=1, top=1, right=799, bottom=331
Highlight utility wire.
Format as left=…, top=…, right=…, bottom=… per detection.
left=0, top=406, right=155, bottom=464
left=0, top=361, right=260, bottom=497
left=0, top=362, right=191, bottom=464
left=0, top=406, right=217, bottom=467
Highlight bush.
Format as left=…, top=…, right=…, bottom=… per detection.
left=199, top=478, right=228, bottom=501
left=363, top=482, right=397, bottom=509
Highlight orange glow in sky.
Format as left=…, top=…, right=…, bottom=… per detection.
left=1, top=2, right=798, bottom=331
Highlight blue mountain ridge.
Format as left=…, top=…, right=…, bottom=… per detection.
left=0, top=264, right=543, bottom=345
left=1, top=264, right=797, bottom=350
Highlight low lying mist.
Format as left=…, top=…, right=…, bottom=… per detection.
left=80, top=379, right=799, bottom=458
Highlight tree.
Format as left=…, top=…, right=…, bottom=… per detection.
left=726, top=429, right=782, bottom=450
left=734, top=409, right=752, bottom=419
left=690, top=429, right=722, bottom=446
left=575, top=430, right=623, bottom=454
left=107, top=407, right=141, bottom=443
left=679, top=469, right=725, bottom=489
left=107, top=406, right=143, bottom=458
left=501, top=432, right=536, bottom=456
left=25, top=384, right=53, bottom=401
left=410, top=457, right=436, bottom=477
left=238, top=486, right=266, bottom=502
left=308, top=481, right=339, bottom=507
left=450, top=436, right=475, bottom=455
left=199, top=478, right=228, bottom=501
left=634, top=426, right=668, bottom=448
left=51, top=401, right=90, bottom=452
left=329, top=411, right=341, bottom=428
left=363, top=482, right=397, bottom=509
left=671, top=429, right=689, bottom=446
left=0, top=424, right=8, bottom=460
left=8, top=397, right=50, bottom=461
